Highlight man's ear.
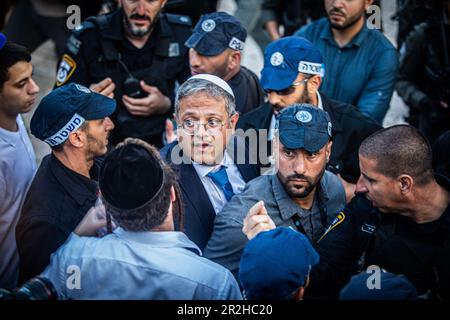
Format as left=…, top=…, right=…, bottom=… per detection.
left=67, top=130, right=85, bottom=148
left=326, top=141, right=333, bottom=162
left=365, top=0, right=374, bottom=9
left=308, top=75, right=322, bottom=93
left=292, top=286, right=305, bottom=300
left=170, top=186, right=176, bottom=203
left=229, top=112, right=239, bottom=130
left=229, top=50, right=241, bottom=71
left=399, top=175, right=413, bottom=195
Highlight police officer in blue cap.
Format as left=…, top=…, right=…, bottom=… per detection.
left=185, top=12, right=264, bottom=115
left=244, top=124, right=450, bottom=300
left=55, top=0, right=192, bottom=148
left=16, top=83, right=115, bottom=284
left=204, top=103, right=345, bottom=276
left=237, top=36, right=381, bottom=203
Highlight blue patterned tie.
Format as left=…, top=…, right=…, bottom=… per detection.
left=207, top=166, right=235, bottom=201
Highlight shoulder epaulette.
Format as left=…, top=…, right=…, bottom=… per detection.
left=164, top=13, right=192, bottom=26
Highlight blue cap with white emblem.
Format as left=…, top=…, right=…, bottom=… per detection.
left=276, top=103, right=332, bottom=153
left=185, top=12, right=247, bottom=56
left=261, top=36, right=325, bottom=91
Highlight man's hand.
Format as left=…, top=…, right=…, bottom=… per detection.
left=122, top=81, right=171, bottom=117
left=89, top=77, right=115, bottom=99
left=265, top=21, right=281, bottom=41
left=242, top=201, right=276, bottom=240
left=74, top=201, right=108, bottom=237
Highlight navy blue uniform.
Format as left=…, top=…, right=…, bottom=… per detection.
left=308, top=175, right=450, bottom=300
left=16, top=154, right=101, bottom=284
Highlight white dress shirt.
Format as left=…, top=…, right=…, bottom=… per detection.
left=192, top=151, right=246, bottom=214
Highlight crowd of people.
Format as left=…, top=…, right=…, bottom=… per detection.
left=1, top=0, right=449, bottom=300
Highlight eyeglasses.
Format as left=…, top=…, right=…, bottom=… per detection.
left=179, top=119, right=227, bottom=135
left=264, top=78, right=309, bottom=96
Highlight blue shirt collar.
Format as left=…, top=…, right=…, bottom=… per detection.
left=113, top=228, right=202, bottom=255
left=320, top=19, right=369, bottom=48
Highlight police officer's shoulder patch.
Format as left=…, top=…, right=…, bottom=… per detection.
left=318, top=211, right=346, bottom=242
left=165, top=13, right=192, bottom=26
left=73, top=19, right=97, bottom=36
left=66, top=35, right=82, bottom=56
left=56, top=54, right=77, bottom=87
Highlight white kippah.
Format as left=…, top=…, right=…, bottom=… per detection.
left=189, top=74, right=235, bottom=98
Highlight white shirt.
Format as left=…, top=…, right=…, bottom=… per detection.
left=268, top=90, right=324, bottom=141
left=0, top=116, right=36, bottom=289
left=193, top=151, right=246, bottom=214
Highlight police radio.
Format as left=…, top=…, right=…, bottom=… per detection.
left=117, top=55, right=147, bottom=99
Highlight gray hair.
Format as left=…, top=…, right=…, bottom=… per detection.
left=174, top=79, right=237, bottom=118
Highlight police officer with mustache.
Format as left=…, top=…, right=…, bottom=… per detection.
left=55, top=0, right=192, bottom=148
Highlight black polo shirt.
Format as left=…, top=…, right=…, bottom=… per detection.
left=16, top=154, right=98, bottom=284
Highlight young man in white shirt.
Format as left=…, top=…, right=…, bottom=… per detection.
left=0, top=33, right=39, bottom=290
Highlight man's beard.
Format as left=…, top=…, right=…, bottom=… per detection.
left=278, top=166, right=325, bottom=199
left=298, top=83, right=312, bottom=104
left=123, top=10, right=159, bottom=38
left=85, top=132, right=107, bottom=161
left=328, top=8, right=365, bottom=30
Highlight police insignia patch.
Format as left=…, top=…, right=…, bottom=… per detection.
left=270, top=52, right=284, bottom=66
left=201, top=19, right=216, bottom=32
left=56, top=55, right=77, bottom=87
left=67, top=35, right=82, bottom=55
left=168, top=42, right=180, bottom=57
left=296, top=110, right=313, bottom=123
left=361, top=223, right=376, bottom=235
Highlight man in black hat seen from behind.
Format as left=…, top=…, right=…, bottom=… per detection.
left=40, top=138, right=242, bottom=300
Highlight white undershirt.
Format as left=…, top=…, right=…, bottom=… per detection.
left=0, top=116, right=36, bottom=289
left=192, top=152, right=246, bottom=214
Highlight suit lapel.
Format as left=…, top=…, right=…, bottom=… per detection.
left=179, top=163, right=216, bottom=231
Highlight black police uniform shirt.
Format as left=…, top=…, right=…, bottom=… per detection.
left=15, top=154, right=99, bottom=284
left=308, top=175, right=450, bottom=300
left=227, top=66, right=264, bottom=115
left=55, top=9, right=192, bottom=144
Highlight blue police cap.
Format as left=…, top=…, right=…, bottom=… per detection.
left=339, top=271, right=418, bottom=300
left=239, top=227, right=320, bottom=300
left=185, top=12, right=247, bottom=56
left=0, top=32, right=6, bottom=50
left=276, top=104, right=332, bottom=153
left=31, top=83, right=116, bottom=147
left=261, top=36, right=324, bottom=91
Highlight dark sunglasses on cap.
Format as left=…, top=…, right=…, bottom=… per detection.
left=264, top=78, right=309, bottom=96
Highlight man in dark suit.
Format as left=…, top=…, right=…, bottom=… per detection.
left=237, top=36, right=381, bottom=202
left=161, top=74, right=259, bottom=251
